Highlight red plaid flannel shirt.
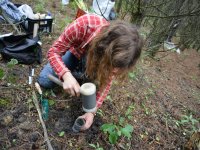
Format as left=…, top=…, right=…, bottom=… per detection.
left=48, top=14, right=112, bottom=108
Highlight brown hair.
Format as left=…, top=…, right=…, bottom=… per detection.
left=86, top=21, right=143, bottom=89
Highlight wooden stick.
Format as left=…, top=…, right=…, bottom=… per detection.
left=32, top=91, right=53, bottom=150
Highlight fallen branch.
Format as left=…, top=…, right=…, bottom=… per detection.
left=32, top=91, right=53, bottom=150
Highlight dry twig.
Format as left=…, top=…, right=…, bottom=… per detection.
left=32, top=91, right=53, bottom=150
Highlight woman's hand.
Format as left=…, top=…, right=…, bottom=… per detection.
left=79, top=112, right=95, bottom=130
left=62, top=72, right=80, bottom=96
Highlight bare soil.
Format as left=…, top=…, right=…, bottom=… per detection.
left=0, top=0, right=199, bottom=150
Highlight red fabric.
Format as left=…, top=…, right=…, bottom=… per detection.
left=48, top=14, right=111, bottom=108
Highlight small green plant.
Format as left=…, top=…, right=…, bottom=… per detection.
left=48, top=99, right=55, bottom=106
left=0, top=68, right=4, bottom=79
left=58, top=131, right=65, bottom=137
left=101, top=104, right=135, bottom=144
left=89, top=142, right=104, bottom=150
left=141, top=103, right=151, bottom=115
left=128, top=65, right=142, bottom=80
left=106, top=95, right=112, bottom=102
left=128, top=71, right=137, bottom=80
left=125, top=103, right=135, bottom=120
left=101, top=123, right=133, bottom=144
left=0, top=98, right=10, bottom=107
left=96, top=109, right=104, bottom=117
left=6, top=59, right=19, bottom=83
left=176, top=114, right=199, bottom=133
left=34, top=0, right=46, bottom=13
left=7, top=59, right=18, bottom=68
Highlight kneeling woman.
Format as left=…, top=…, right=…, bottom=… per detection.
left=38, top=14, right=143, bottom=130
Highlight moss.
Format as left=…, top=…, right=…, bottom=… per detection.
left=0, top=98, right=10, bottom=107
left=7, top=75, right=17, bottom=84
left=0, top=68, right=4, bottom=79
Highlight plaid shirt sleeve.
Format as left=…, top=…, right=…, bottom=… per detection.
left=47, top=19, right=82, bottom=79
left=96, top=76, right=114, bottom=108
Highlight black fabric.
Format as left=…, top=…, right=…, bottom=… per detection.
left=72, top=54, right=89, bottom=83
left=0, top=34, right=42, bottom=65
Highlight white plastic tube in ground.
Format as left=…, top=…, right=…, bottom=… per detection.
left=80, top=83, right=97, bottom=113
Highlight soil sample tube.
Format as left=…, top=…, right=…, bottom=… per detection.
left=72, top=118, right=86, bottom=132
left=80, top=83, right=97, bottom=113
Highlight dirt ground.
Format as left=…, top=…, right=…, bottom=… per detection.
left=0, top=0, right=200, bottom=150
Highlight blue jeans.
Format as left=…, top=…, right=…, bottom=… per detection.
left=38, top=51, right=80, bottom=88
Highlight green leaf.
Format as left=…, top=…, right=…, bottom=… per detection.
left=191, top=119, right=198, bottom=124
left=97, top=109, right=104, bottom=116
left=0, top=98, right=10, bottom=106
left=58, top=131, right=65, bottom=137
left=101, top=124, right=116, bottom=133
left=121, top=124, right=133, bottom=139
left=124, top=124, right=134, bottom=132
left=119, top=117, right=125, bottom=126
left=117, top=130, right=121, bottom=136
left=127, top=115, right=133, bottom=120
left=48, top=99, right=55, bottom=106
left=129, top=104, right=135, bottom=109
left=109, top=132, right=118, bottom=144
left=128, top=72, right=136, bottom=79
left=7, top=59, right=18, bottom=68
left=125, top=108, right=131, bottom=116
left=106, top=95, right=112, bottom=101
left=89, top=144, right=96, bottom=148
left=0, top=68, right=4, bottom=79
left=180, top=119, right=188, bottom=124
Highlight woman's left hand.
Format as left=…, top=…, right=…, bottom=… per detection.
left=79, top=112, right=95, bottom=130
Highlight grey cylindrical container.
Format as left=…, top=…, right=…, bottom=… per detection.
left=80, top=83, right=97, bottom=113
left=72, top=118, right=86, bottom=133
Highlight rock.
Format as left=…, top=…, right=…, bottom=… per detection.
left=11, top=105, right=27, bottom=118
left=17, top=115, right=27, bottom=123
left=19, top=121, right=35, bottom=131
left=0, top=111, right=14, bottom=126
left=29, top=132, right=40, bottom=142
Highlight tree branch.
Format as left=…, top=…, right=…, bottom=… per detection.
left=144, top=9, right=200, bottom=18
left=32, top=91, right=53, bottom=150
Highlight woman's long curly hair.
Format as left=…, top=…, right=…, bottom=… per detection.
left=86, top=21, right=143, bottom=90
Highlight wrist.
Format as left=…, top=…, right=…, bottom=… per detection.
left=90, top=111, right=96, bottom=116
left=62, top=71, right=71, bottom=80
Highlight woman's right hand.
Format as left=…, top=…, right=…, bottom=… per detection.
left=62, top=72, right=80, bottom=97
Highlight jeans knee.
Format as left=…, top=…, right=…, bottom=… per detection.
left=37, top=76, right=55, bottom=88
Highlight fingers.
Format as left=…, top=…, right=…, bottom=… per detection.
left=74, top=82, right=80, bottom=97
left=69, top=88, right=76, bottom=96
left=63, top=85, right=75, bottom=96
left=83, top=120, right=92, bottom=130
left=79, top=113, right=94, bottom=131
left=63, top=82, right=80, bottom=96
left=62, top=72, right=80, bottom=97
